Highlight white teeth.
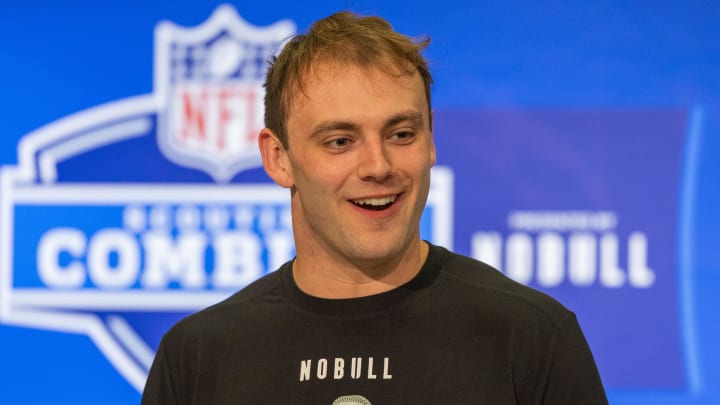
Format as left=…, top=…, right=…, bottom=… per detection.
left=353, top=195, right=397, bottom=206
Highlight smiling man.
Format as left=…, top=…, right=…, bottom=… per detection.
left=142, top=12, right=608, bottom=404
left=262, top=60, right=435, bottom=299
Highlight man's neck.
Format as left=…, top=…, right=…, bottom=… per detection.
left=292, top=240, right=429, bottom=299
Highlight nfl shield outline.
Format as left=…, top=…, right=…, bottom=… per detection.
left=154, top=5, right=296, bottom=182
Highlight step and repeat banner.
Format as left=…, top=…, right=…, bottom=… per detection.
left=1, top=1, right=718, bottom=404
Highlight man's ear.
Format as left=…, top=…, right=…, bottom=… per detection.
left=429, top=109, right=437, bottom=166
left=258, top=128, right=294, bottom=188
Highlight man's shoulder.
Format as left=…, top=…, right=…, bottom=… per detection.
left=432, top=245, right=573, bottom=327
left=162, top=266, right=287, bottom=345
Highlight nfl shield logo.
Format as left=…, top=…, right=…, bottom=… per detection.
left=155, top=5, right=295, bottom=181
left=0, top=6, right=298, bottom=393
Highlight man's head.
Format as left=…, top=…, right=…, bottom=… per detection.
left=264, top=11, right=432, bottom=149
left=258, top=11, right=436, bottom=279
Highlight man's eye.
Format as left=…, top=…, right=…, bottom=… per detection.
left=327, top=138, right=351, bottom=148
left=392, top=131, right=415, bottom=142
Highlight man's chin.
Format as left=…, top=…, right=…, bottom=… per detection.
left=342, top=238, right=419, bottom=269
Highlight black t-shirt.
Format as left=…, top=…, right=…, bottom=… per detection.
left=142, top=243, right=608, bottom=404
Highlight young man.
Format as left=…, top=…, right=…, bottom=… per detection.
left=142, top=11, right=608, bottom=404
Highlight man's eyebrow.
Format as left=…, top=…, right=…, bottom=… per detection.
left=383, top=111, right=424, bottom=129
left=309, top=111, right=425, bottom=138
left=310, top=121, right=361, bottom=138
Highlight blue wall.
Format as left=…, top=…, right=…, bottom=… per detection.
left=1, top=1, right=718, bottom=403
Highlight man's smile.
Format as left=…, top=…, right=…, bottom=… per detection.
left=350, top=194, right=401, bottom=211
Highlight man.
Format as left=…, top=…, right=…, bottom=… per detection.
left=142, top=11, right=608, bottom=404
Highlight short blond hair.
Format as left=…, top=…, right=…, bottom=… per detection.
left=264, top=11, right=432, bottom=148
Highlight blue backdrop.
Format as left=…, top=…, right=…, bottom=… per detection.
left=1, top=1, right=718, bottom=404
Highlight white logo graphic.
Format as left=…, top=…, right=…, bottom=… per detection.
left=471, top=210, right=655, bottom=288
left=156, top=5, right=294, bottom=181
left=0, top=6, right=296, bottom=393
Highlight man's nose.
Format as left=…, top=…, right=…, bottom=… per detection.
left=356, top=138, right=392, bottom=182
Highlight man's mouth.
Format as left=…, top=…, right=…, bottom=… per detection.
left=351, top=194, right=398, bottom=211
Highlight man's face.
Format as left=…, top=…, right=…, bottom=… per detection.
left=279, top=61, right=435, bottom=268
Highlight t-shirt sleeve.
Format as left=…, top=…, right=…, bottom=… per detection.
left=539, top=313, right=609, bottom=404
left=141, top=339, right=181, bottom=405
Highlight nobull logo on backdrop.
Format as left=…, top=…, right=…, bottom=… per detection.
left=472, top=210, right=655, bottom=288
left=0, top=5, right=454, bottom=392
left=433, top=109, right=688, bottom=388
